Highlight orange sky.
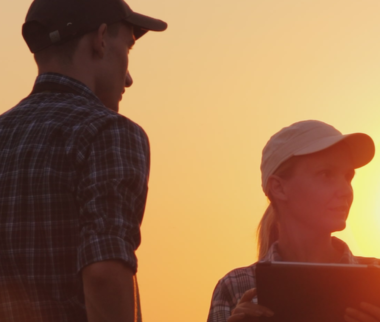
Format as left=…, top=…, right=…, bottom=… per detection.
left=2, top=1, right=380, bottom=321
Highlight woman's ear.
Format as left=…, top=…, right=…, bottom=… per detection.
left=267, top=175, right=288, bottom=202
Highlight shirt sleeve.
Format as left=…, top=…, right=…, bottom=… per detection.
left=207, top=266, right=257, bottom=322
left=75, top=116, right=150, bottom=274
left=207, top=278, right=235, bottom=322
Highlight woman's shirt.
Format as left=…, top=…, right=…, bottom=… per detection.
left=206, top=237, right=380, bottom=322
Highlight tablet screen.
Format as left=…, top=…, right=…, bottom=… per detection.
left=256, top=261, right=380, bottom=322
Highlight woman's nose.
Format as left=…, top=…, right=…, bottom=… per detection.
left=337, top=179, right=353, bottom=200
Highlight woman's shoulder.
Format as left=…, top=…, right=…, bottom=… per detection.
left=207, top=263, right=258, bottom=322
left=210, top=263, right=257, bottom=305
left=217, top=263, right=257, bottom=288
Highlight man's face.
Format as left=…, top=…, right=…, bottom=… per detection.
left=96, top=23, right=135, bottom=112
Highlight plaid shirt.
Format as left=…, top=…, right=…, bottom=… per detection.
left=0, top=73, right=150, bottom=321
left=207, top=237, right=380, bottom=322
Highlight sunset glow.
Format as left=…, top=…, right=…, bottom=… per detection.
left=2, top=1, right=380, bottom=321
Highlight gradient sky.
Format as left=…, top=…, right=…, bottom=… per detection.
left=2, top=1, right=380, bottom=321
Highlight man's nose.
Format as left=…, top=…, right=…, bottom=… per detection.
left=125, top=72, right=133, bottom=87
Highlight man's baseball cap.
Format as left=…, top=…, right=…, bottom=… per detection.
left=22, top=0, right=168, bottom=53
left=261, top=120, right=375, bottom=194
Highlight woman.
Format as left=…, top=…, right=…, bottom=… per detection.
left=207, top=120, right=379, bottom=322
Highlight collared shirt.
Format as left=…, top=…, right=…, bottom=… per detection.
left=207, top=237, right=380, bottom=322
left=0, top=73, right=150, bottom=321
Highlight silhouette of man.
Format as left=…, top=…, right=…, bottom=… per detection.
left=0, top=0, right=166, bottom=321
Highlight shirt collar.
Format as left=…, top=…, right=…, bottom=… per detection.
left=33, top=73, right=101, bottom=103
left=261, top=237, right=358, bottom=264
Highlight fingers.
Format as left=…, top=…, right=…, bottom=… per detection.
left=345, top=304, right=380, bottom=322
left=345, top=314, right=360, bottom=322
left=238, top=288, right=257, bottom=304
left=227, top=313, right=246, bottom=322
left=360, top=303, right=380, bottom=319
left=227, top=310, right=273, bottom=322
left=230, top=288, right=274, bottom=321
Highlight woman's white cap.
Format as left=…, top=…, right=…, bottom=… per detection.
left=261, top=120, right=375, bottom=194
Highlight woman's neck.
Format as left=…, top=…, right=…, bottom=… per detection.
left=277, top=226, right=341, bottom=263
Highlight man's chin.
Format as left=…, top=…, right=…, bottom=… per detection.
left=110, top=104, right=119, bottom=112
left=105, top=101, right=119, bottom=112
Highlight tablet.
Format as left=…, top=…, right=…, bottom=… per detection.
left=256, top=261, right=380, bottom=322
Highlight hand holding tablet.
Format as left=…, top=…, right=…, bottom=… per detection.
left=345, top=302, right=380, bottom=322
left=228, top=289, right=273, bottom=322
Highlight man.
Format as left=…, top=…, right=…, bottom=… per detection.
left=0, top=0, right=167, bottom=321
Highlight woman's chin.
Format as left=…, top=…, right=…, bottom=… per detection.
left=328, top=220, right=347, bottom=233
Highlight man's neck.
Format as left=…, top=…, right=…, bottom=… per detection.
left=38, top=64, right=95, bottom=94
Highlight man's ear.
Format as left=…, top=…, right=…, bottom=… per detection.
left=267, top=175, right=288, bottom=201
left=91, top=23, right=108, bottom=59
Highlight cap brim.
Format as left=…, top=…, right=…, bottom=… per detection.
left=294, top=133, right=375, bottom=169
left=124, top=11, right=167, bottom=39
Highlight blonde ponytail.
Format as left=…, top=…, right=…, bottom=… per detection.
left=257, top=203, right=278, bottom=260
left=257, top=156, right=299, bottom=259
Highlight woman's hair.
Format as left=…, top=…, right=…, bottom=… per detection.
left=256, top=156, right=299, bottom=260
left=257, top=203, right=278, bottom=260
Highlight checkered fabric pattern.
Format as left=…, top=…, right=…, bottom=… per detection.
left=207, top=237, right=380, bottom=322
left=0, top=73, right=150, bottom=321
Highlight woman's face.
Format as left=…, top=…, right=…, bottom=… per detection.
left=280, top=142, right=355, bottom=234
